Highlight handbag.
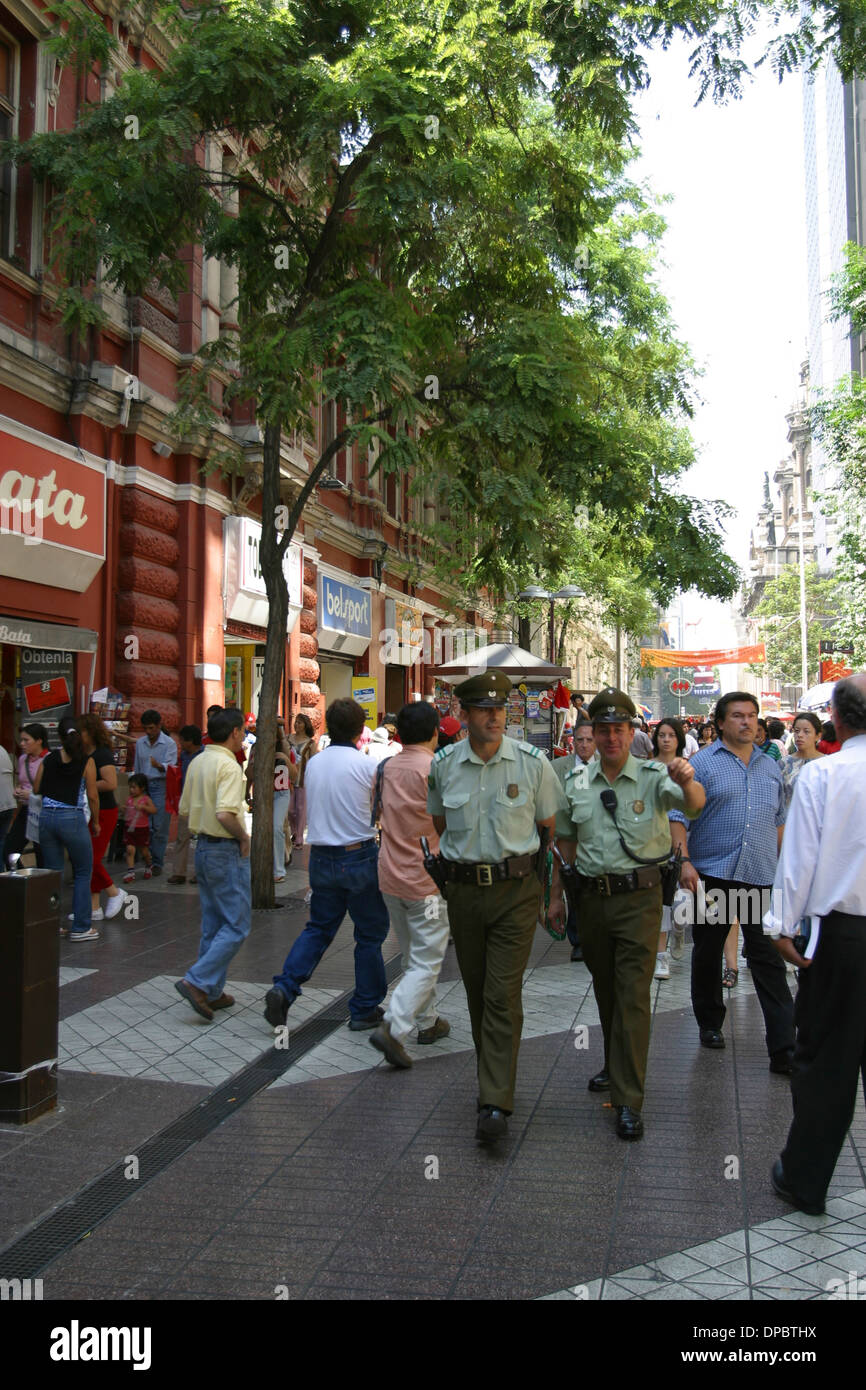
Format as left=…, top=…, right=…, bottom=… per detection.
left=26, top=793, right=42, bottom=842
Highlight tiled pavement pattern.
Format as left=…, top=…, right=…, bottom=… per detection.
left=2, top=858, right=864, bottom=1300
left=540, top=1190, right=866, bottom=1300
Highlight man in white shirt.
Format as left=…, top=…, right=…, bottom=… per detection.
left=683, top=727, right=699, bottom=759
left=763, top=673, right=866, bottom=1216
left=263, top=699, right=390, bottom=1032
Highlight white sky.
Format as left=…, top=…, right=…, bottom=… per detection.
left=631, top=35, right=810, bottom=646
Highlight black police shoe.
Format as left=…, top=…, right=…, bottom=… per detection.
left=570, top=944, right=583, bottom=962
left=699, top=1028, right=725, bottom=1049
left=771, top=1159, right=824, bottom=1216
left=475, top=1106, right=508, bottom=1144
left=588, top=1070, right=610, bottom=1092
left=616, top=1106, right=644, bottom=1141
left=769, top=1050, right=794, bottom=1075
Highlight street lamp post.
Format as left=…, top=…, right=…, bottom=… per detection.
left=517, top=584, right=586, bottom=663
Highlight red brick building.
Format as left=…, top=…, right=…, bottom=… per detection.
left=0, top=2, right=484, bottom=754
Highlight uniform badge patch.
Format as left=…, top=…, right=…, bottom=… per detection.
left=506, top=784, right=519, bottom=798
left=632, top=800, right=645, bottom=814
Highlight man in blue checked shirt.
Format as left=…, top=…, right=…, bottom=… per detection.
left=670, top=691, right=795, bottom=1073
left=132, top=709, right=177, bottom=875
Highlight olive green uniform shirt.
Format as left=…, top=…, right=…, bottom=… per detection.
left=427, top=736, right=566, bottom=862
left=561, top=754, right=699, bottom=876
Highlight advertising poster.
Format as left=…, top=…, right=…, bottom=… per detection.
left=352, top=676, right=378, bottom=729
left=224, top=656, right=242, bottom=710
left=506, top=685, right=526, bottom=741
left=523, top=683, right=554, bottom=757
left=20, top=647, right=75, bottom=744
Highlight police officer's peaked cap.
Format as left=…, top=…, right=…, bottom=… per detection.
left=454, top=670, right=512, bottom=707
left=588, top=687, right=637, bottom=724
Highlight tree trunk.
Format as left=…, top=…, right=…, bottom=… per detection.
left=251, top=421, right=288, bottom=910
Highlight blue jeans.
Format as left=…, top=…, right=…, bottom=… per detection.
left=147, top=779, right=170, bottom=868
left=273, top=789, right=291, bottom=876
left=187, top=838, right=251, bottom=999
left=273, top=841, right=389, bottom=1021
left=39, top=804, right=94, bottom=934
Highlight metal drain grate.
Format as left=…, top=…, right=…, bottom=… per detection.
left=0, top=953, right=404, bottom=1280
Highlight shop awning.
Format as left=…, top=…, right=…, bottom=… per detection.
left=0, top=616, right=98, bottom=652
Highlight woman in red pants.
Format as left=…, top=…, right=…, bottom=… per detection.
left=78, top=714, right=128, bottom=922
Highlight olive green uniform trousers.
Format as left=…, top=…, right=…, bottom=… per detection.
left=447, top=876, right=542, bottom=1113
left=579, top=884, right=663, bottom=1111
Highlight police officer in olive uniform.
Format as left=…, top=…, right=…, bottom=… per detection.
left=427, top=670, right=566, bottom=1144
left=549, top=689, right=705, bottom=1140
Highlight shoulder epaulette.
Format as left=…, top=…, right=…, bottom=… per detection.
left=432, top=743, right=457, bottom=765
left=565, top=763, right=590, bottom=787
left=518, top=741, right=542, bottom=758
left=641, top=760, right=667, bottom=773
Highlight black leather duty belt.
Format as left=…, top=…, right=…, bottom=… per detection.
left=577, top=866, right=661, bottom=896
left=442, top=854, right=537, bottom=886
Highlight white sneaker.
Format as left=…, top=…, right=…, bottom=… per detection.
left=654, top=951, right=671, bottom=980
left=68, top=909, right=104, bottom=922
left=104, top=893, right=128, bottom=920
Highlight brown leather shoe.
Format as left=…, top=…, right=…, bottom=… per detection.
left=417, top=1016, right=450, bottom=1045
left=174, top=978, right=214, bottom=1021
left=209, top=993, right=235, bottom=1010
left=167, top=875, right=186, bottom=884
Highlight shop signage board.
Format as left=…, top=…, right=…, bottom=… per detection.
left=317, top=572, right=372, bottom=658
left=384, top=597, right=424, bottom=667
left=670, top=678, right=692, bottom=694
left=0, top=417, right=107, bottom=592
left=351, top=677, right=378, bottom=729
left=223, top=516, right=302, bottom=630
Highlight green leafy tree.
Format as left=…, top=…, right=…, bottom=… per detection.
left=748, top=564, right=842, bottom=687
left=10, top=0, right=850, bottom=903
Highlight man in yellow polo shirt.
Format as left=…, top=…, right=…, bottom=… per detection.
left=175, top=707, right=250, bottom=1022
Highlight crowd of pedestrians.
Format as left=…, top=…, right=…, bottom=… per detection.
left=2, top=670, right=862, bottom=1216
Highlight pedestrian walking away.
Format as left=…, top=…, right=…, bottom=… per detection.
left=175, top=708, right=251, bottom=1021
left=264, top=698, right=390, bottom=1032
left=77, top=713, right=128, bottom=921
left=763, top=674, right=866, bottom=1217
left=549, top=689, right=705, bottom=1141
left=670, top=691, right=795, bottom=1072
left=369, top=700, right=451, bottom=1071
left=34, top=717, right=101, bottom=940
left=427, top=669, right=564, bottom=1145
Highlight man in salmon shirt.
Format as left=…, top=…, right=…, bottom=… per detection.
left=369, top=701, right=451, bottom=1069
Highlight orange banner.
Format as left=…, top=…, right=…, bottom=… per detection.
left=640, top=644, right=766, bottom=669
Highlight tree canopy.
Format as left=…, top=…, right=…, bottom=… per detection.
left=748, top=563, right=842, bottom=686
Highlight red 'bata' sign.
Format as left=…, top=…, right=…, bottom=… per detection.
left=0, top=426, right=105, bottom=559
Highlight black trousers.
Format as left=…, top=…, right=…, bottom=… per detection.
left=782, top=911, right=866, bottom=1205
left=691, top=876, right=794, bottom=1057
left=3, top=811, right=43, bottom=867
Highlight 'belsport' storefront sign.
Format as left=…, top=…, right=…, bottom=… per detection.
left=318, top=573, right=372, bottom=657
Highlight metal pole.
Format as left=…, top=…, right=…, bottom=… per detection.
left=549, top=599, right=555, bottom=665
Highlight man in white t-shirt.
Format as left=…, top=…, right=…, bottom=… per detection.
left=263, top=699, right=390, bottom=1032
